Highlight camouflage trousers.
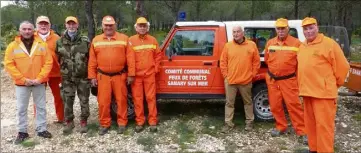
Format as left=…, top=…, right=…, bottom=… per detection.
left=61, top=77, right=90, bottom=121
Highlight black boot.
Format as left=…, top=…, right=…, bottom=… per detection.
left=14, top=132, right=29, bottom=144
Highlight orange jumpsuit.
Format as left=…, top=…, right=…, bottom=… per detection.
left=264, top=35, right=305, bottom=135
left=127, top=34, right=162, bottom=126
left=88, top=32, right=135, bottom=127
left=34, top=30, right=64, bottom=122
left=298, top=34, right=350, bottom=152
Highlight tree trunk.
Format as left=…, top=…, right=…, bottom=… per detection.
left=294, top=0, right=299, bottom=19
left=136, top=0, right=147, bottom=17
left=85, top=0, right=95, bottom=41
left=344, top=4, right=352, bottom=45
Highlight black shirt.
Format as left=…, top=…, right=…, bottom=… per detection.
left=21, top=36, right=34, bottom=54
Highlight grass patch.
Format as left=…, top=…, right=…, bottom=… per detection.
left=279, top=145, right=288, bottom=150
left=175, top=119, right=196, bottom=150
left=352, top=113, right=361, bottom=122
left=86, top=123, right=99, bottom=137
left=201, top=116, right=223, bottom=137
left=20, top=139, right=39, bottom=148
left=137, top=136, right=156, bottom=151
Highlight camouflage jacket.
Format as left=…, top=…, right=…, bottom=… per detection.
left=55, top=31, right=90, bottom=79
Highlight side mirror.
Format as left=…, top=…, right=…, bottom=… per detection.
left=166, top=46, right=173, bottom=61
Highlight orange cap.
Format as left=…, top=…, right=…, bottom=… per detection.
left=275, top=18, right=288, bottom=27
left=136, top=17, right=148, bottom=24
left=36, top=16, right=50, bottom=24
left=102, top=15, right=116, bottom=25
left=302, top=17, right=317, bottom=27
left=65, top=16, right=78, bottom=24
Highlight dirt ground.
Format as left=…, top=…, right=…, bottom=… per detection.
left=1, top=69, right=361, bottom=153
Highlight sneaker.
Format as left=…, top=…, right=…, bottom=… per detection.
left=149, top=125, right=157, bottom=133
left=79, top=120, right=88, bottom=133
left=37, top=130, right=52, bottom=138
left=117, top=126, right=126, bottom=134
left=135, top=125, right=144, bottom=133
left=221, top=125, right=234, bottom=133
left=14, top=132, right=29, bottom=144
left=270, top=128, right=287, bottom=137
left=244, top=122, right=254, bottom=131
left=63, top=121, right=75, bottom=134
left=98, top=127, right=109, bottom=135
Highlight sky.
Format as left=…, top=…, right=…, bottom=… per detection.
left=1, top=1, right=14, bottom=8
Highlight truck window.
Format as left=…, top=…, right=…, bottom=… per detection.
left=168, top=30, right=215, bottom=56
left=244, top=28, right=298, bottom=54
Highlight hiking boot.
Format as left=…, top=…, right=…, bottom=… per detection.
left=221, top=125, right=234, bottom=133
left=98, top=127, right=109, bottom=135
left=37, top=130, right=52, bottom=138
left=63, top=121, right=75, bottom=134
left=149, top=125, right=157, bottom=133
left=117, top=126, right=126, bottom=134
left=79, top=120, right=88, bottom=133
left=14, top=132, right=29, bottom=144
left=244, top=122, right=254, bottom=131
left=135, top=125, right=144, bottom=133
left=270, top=128, right=287, bottom=137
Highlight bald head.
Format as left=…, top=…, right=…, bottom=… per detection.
left=19, top=21, right=34, bottom=39
left=232, top=25, right=244, bottom=41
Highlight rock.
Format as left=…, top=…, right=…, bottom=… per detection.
left=169, top=144, right=179, bottom=149
left=341, top=122, right=348, bottom=128
left=209, top=126, right=215, bottom=129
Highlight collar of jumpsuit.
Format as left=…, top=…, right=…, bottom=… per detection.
left=102, top=32, right=117, bottom=40
left=276, top=35, right=291, bottom=45
left=305, top=33, right=324, bottom=45
left=233, top=37, right=247, bottom=45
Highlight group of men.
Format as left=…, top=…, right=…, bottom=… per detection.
left=4, top=15, right=161, bottom=144
left=4, top=13, right=349, bottom=153
left=220, top=17, right=349, bottom=153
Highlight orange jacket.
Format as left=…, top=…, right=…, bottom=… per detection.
left=127, top=34, right=162, bottom=76
left=34, top=30, right=60, bottom=78
left=3, top=36, right=53, bottom=85
left=220, top=39, right=261, bottom=85
left=297, top=34, right=350, bottom=99
left=88, top=32, right=135, bottom=79
left=265, top=35, right=301, bottom=76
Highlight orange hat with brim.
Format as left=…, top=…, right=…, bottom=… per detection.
left=275, top=18, right=288, bottom=27
left=102, top=15, right=116, bottom=25
left=302, top=17, right=317, bottom=27
left=136, top=17, right=148, bottom=24
left=36, top=16, right=50, bottom=24
left=65, top=16, right=78, bottom=24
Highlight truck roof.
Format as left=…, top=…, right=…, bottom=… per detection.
left=175, top=20, right=306, bottom=42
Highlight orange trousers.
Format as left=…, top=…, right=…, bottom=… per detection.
left=34, top=77, right=64, bottom=122
left=131, top=73, right=157, bottom=126
left=303, top=97, right=337, bottom=152
left=266, top=74, right=305, bottom=135
left=97, top=73, right=128, bottom=127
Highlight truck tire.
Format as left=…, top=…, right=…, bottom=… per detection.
left=110, top=91, right=135, bottom=121
left=90, top=86, right=135, bottom=121
left=252, top=82, right=274, bottom=121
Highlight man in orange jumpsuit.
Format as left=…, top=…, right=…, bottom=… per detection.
left=264, top=18, right=307, bottom=143
left=128, top=17, right=162, bottom=133
left=220, top=25, right=260, bottom=132
left=34, top=16, right=64, bottom=123
left=298, top=17, right=350, bottom=153
left=88, top=15, right=135, bottom=135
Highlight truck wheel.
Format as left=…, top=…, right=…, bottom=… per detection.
left=110, top=92, right=135, bottom=121
left=252, top=83, right=274, bottom=121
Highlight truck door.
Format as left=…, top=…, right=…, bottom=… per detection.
left=157, top=27, right=221, bottom=95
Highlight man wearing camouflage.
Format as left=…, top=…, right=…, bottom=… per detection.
left=55, top=16, right=90, bottom=134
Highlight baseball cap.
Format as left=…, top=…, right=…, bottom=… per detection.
left=102, top=15, right=115, bottom=25
left=36, top=16, right=50, bottom=24
left=136, top=17, right=148, bottom=24
left=65, top=16, right=78, bottom=24
left=275, top=18, right=288, bottom=27
left=302, top=17, right=317, bottom=27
